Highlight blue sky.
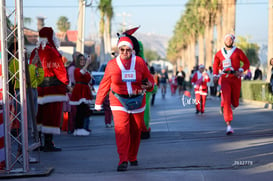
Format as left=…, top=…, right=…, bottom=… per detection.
left=7, top=0, right=269, bottom=45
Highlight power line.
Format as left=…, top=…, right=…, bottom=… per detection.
left=7, top=2, right=268, bottom=9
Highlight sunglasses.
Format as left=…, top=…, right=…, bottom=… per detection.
left=119, top=48, right=132, bottom=53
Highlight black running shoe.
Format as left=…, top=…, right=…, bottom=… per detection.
left=117, top=161, right=128, bottom=171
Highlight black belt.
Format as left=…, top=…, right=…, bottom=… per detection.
left=111, top=90, right=142, bottom=98
left=76, top=81, right=88, bottom=85
left=39, top=76, right=64, bottom=87
left=223, top=70, right=235, bottom=74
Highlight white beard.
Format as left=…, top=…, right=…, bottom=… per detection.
left=36, top=38, right=48, bottom=50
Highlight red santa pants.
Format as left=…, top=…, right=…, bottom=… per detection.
left=103, top=95, right=112, bottom=125
left=195, top=92, right=207, bottom=112
left=37, top=102, right=63, bottom=133
left=221, top=76, right=241, bottom=122
left=112, top=110, right=144, bottom=165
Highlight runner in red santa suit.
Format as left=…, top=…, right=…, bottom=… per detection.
left=213, top=34, right=250, bottom=135
left=191, top=64, right=210, bottom=114
left=30, top=27, right=69, bottom=151
left=95, top=36, right=154, bottom=171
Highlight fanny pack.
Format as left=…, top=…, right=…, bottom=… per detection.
left=112, top=90, right=144, bottom=110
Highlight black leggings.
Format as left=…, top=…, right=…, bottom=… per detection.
left=75, top=103, right=90, bottom=129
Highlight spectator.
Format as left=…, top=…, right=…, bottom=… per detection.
left=150, top=66, right=159, bottom=106
left=244, top=69, right=252, bottom=80
left=253, top=66, right=263, bottom=80
left=176, top=66, right=186, bottom=95
left=207, top=66, right=216, bottom=96
left=69, top=54, right=93, bottom=136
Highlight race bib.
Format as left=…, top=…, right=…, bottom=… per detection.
left=222, top=59, right=232, bottom=68
left=122, top=70, right=136, bottom=82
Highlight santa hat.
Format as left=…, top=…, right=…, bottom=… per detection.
left=199, top=64, right=205, bottom=69
left=123, top=25, right=140, bottom=36
left=117, top=36, right=134, bottom=49
left=224, top=34, right=235, bottom=42
left=38, top=27, right=59, bottom=50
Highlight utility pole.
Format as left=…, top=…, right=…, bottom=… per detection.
left=267, top=0, right=273, bottom=82
left=76, top=0, right=85, bottom=54
left=117, top=12, right=131, bottom=32
left=0, top=0, right=48, bottom=176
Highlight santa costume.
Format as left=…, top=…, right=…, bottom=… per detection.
left=30, top=27, right=69, bottom=151
left=69, top=54, right=93, bottom=136
left=191, top=64, right=210, bottom=114
left=213, top=34, right=250, bottom=134
left=95, top=36, right=154, bottom=171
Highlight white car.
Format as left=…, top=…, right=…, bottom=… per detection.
left=90, top=71, right=105, bottom=112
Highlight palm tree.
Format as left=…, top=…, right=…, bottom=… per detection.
left=56, top=16, right=71, bottom=34
left=24, top=17, right=32, bottom=27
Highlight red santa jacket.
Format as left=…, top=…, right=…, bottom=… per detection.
left=95, top=55, right=154, bottom=113
left=191, top=71, right=210, bottom=95
left=213, top=47, right=250, bottom=77
left=30, top=44, right=69, bottom=104
left=69, top=68, right=92, bottom=105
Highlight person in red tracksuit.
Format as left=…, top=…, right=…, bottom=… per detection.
left=191, top=64, right=210, bottom=114
left=95, top=36, right=154, bottom=172
left=213, top=34, right=250, bottom=135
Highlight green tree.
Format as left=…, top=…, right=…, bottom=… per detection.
left=56, top=16, right=70, bottom=33
left=24, top=17, right=32, bottom=27
left=144, top=49, right=160, bottom=62
left=236, top=36, right=260, bottom=66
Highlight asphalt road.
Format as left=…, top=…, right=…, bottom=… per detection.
left=2, top=88, right=273, bottom=181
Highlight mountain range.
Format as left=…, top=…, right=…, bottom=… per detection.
left=134, top=32, right=170, bottom=59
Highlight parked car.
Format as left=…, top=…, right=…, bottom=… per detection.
left=90, top=71, right=105, bottom=112
left=98, top=63, right=107, bottom=72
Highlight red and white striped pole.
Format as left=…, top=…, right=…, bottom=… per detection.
left=0, top=112, right=4, bottom=170
left=0, top=63, right=4, bottom=170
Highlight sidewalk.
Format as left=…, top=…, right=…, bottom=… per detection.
left=2, top=89, right=273, bottom=180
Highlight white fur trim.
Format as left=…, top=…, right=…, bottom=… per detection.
left=118, top=41, right=133, bottom=49
left=36, top=38, right=48, bottom=49
left=116, top=55, right=136, bottom=95
left=224, top=34, right=235, bottom=41
left=80, top=68, right=87, bottom=74
left=69, top=98, right=92, bottom=105
left=95, top=104, right=103, bottom=110
left=41, top=126, right=61, bottom=135
left=195, top=91, right=208, bottom=96
left=38, top=95, right=68, bottom=105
